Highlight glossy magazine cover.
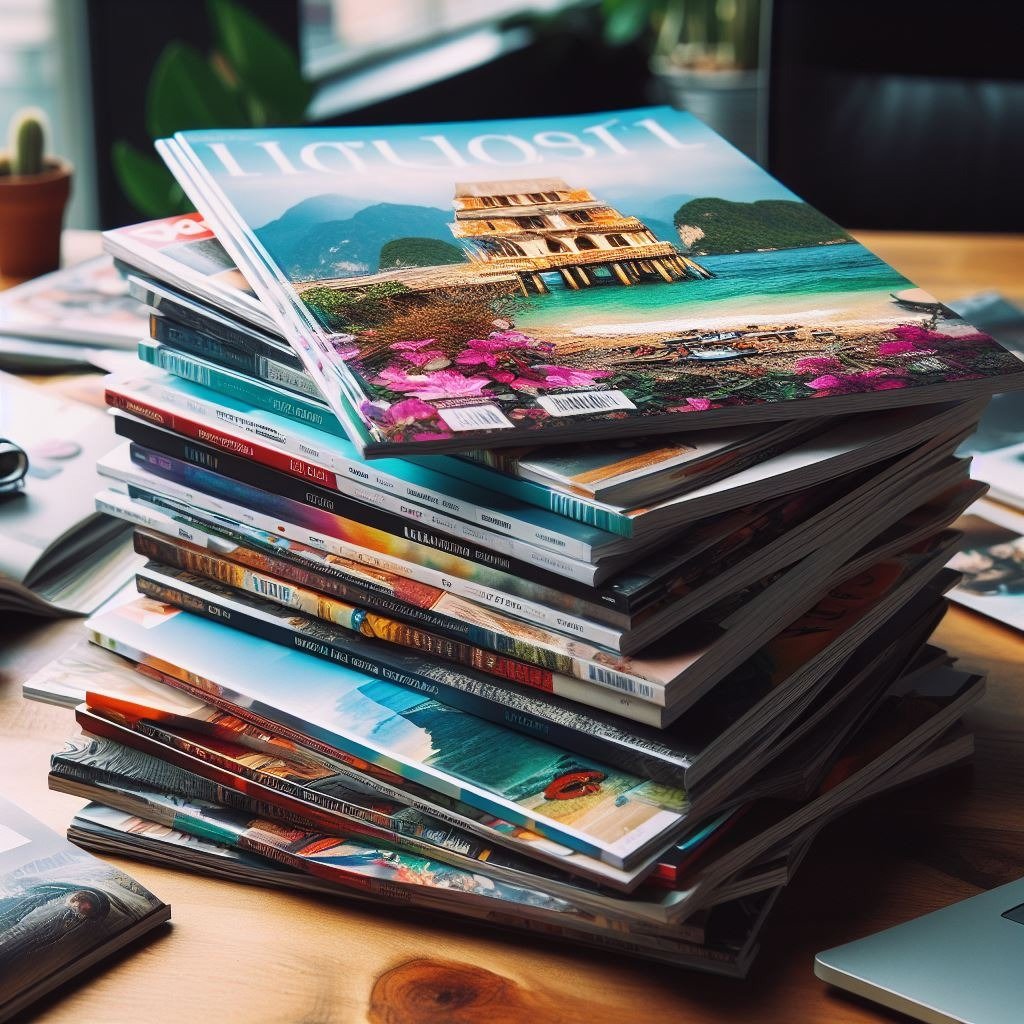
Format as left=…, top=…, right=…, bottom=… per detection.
left=159, top=107, right=1024, bottom=455
left=84, top=596, right=688, bottom=868
left=0, top=794, right=168, bottom=1021
left=25, top=645, right=649, bottom=891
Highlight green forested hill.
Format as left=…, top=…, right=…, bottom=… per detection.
left=378, top=236, right=466, bottom=270
left=673, top=198, right=851, bottom=255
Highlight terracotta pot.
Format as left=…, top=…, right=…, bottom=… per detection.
left=0, top=160, right=73, bottom=280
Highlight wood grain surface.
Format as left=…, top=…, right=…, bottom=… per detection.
left=1, top=231, right=1023, bottom=1023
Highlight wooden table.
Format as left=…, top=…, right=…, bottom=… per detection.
left=2, top=232, right=1023, bottom=1023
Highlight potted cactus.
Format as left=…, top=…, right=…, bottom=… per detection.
left=0, top=109, right=72, bottom=280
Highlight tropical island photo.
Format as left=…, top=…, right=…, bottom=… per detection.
left=226, top=113, right=1019, bottom=443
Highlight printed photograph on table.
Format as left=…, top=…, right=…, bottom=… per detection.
left=160, top=108, right=1024, bottom=453
left=947, top=514, right=1024, bottom=631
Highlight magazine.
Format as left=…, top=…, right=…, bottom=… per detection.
left=103, top=213, right=272, bottom=332
left=126, top=465, right=975, bottom=714
left=66, top=802, right=779, bottom=977
left=119, top=538, right=961, bottom=795
left=84, top=594, right=690, bottom=870
left=51, top=661, right=982, bottom=932
left=154, top=108, right=1024, bottom=455
left=0, top=256, right=147, bottom=349
left=94, top=399, right=978, bottom=629
left=0, top=794, right=169, bottom=1022
left=0, top=372, right=138, bottom=615
left=23, top=646, right=658, bottom=892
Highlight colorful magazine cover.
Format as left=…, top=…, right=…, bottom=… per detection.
left=157, top=107, right=1024, bottom=455
left=103, top=213, right=272, bottom=331
left=0, top=794, right=169, bottom=1022
left=84, top=595, right=688, bottom=869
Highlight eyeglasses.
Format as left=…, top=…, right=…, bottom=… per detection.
left=0, top=438, right=29, bottom=494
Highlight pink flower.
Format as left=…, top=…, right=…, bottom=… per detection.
left=360, top=396, right=453, bottom=440
left=806, top=368, right=908, bottom=396
left=386, top=398, right=442, bottom=425
left=455, top=347, right=501, bottom=369
left=400, top=350, right=448, bottom=368
left=400, top=370, right=494, bottom=401
left=373, top=365, right=420, bottom=390
left=794, top=355, right=842, bottom=375
left=877, top=340, right=922, bottom=356
left=331, top=343, right=360, bottom=360
left=531, top=365, right=612, bottom=389
left=391, top=339, right=439, bottom=351
left=510, top=407, right=549, bottom=421
left=670, top=397, right=716, bottom=412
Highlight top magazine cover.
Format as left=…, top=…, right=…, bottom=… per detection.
left=157, top=107, right=1024, bottom=457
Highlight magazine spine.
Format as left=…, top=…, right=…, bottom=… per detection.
left=133, top=570, right=687, bottom=786
left=119, top=425, right=615, bottom=591
left=132, top=530, right=667, bottom=703
left=419, top=453, right=636, bottom=536
left=76, top=709, right=505, bottom=870
left=107, top=380, right=609, bottom=561
left=50, top=748, right=303, bottom=830
left=147, top=293, right=300, bottom=365
left=138, top=338, right=342, bottom=434
left=148, top=311, right=323, bottom=399
left=96, top=484, right=629, bottom=646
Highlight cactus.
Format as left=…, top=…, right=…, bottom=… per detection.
left=9, top=110, right=46, bottom=176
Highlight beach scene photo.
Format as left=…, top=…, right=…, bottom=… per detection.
left=189, top=110, right=1020, bottom=443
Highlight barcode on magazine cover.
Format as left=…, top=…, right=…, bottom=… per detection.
left=437, top=405, right=514, bottom=431
left=586, top=665, right=655, bottom=699
left=257, top=356, right=322, bottom=399
left=537, top=391, right=636, bottom=417
left=249, top=575, right=294, bottom=602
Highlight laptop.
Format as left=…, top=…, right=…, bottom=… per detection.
left=815, top=877, right=1024, bottom=1024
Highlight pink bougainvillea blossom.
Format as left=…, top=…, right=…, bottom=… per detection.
left=390, top=338, right=439, bottom=351
left=373, top=366, right=421, bottom=391
left=669, top=397, right=716, bottom=413
left=359, top=396, right=453, bottom=441
left=877, top=340, right=923, bottom=356
left=384, top=397, right=442, bottom=424
left=391, top=369, right=494, bottom=401
left=455, top=330, right=554, bottom=369
left=331, top=344, right=361, bottom=361
left=806, top=367, right=908, bottom=396
left=794, top=355, right=843, bottom=375
left=530, top=365, right=612, bottom=389
left=399, top=350, right=449, bottom=368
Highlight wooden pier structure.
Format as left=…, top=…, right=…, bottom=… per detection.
left=450, top=177, right=712, bottom=294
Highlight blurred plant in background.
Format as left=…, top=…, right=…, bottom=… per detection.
left=600, top=0, right=761, bottom=70
left=600, top=0, right=764, bottom=159
left=113, top=0, right=311, bottom=218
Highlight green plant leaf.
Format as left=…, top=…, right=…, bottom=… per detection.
left=601, top=0, right=654, bottom=46
left=208, top=0, right=311, bottom=125
left=111, top=141, right=187, bottom=218
left=146, top=41, right=249, bottom=139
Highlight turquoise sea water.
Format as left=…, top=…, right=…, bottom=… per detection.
left=516, top=243, right=912, bottom=331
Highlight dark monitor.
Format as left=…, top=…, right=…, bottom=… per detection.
left=766, top=0, right=1024, bottom=231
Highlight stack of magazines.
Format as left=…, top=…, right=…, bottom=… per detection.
left=24, top=108, right=1024, bottom=976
